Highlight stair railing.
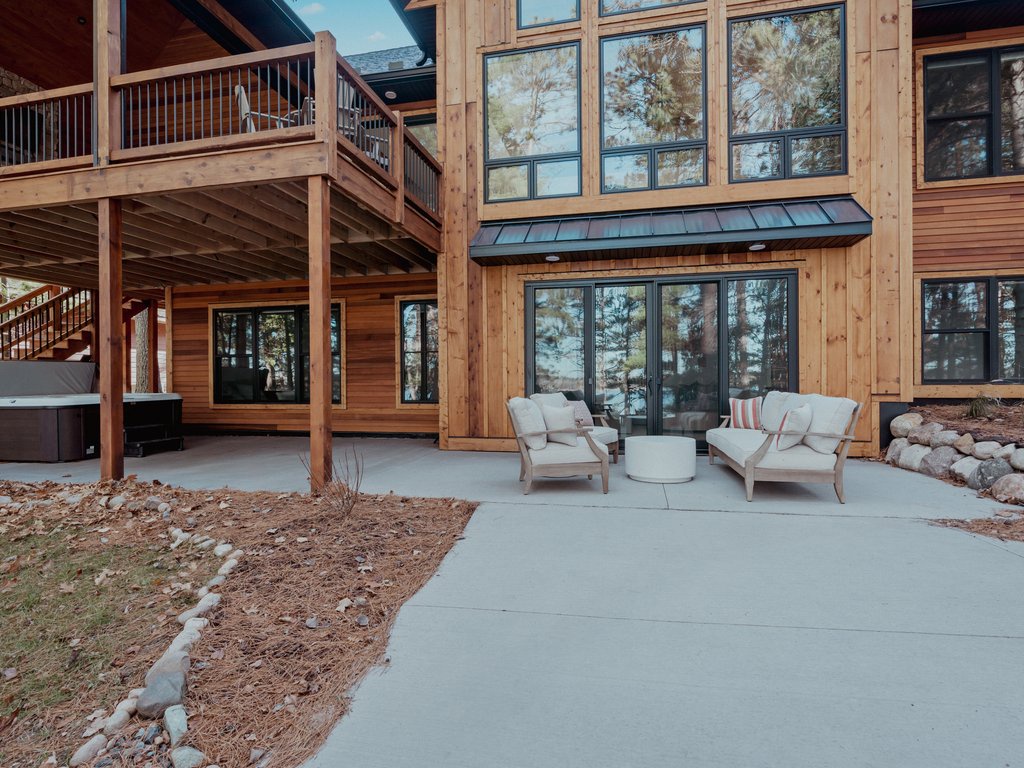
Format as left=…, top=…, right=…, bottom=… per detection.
left=0, top=287, right=91, bottom=360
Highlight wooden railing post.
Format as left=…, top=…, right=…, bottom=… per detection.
left=94, top=0, right=123, bottom=166
left=394, top=111, right=405, bottom=224
left=314, top=31, right=338, bottom=178
left=307, top=175, right=333, bottom=493
left=98, top=198, right=124, bottom=481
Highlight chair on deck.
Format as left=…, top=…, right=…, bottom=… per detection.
left=529, top=392, right=620, bottom=463
left=233, top=85, right=312, bottom=134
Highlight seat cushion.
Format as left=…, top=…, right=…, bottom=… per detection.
left=508, top=397, right=547, bottom=450
left=706, top=427, right=836, bottom=471
left=586, top=425, right=618, bottom=445
left=541, top=404, right=578, bottom=446
left=803, top=394, right=858, bottom=454
left=529, top=439, right=608, bottom=466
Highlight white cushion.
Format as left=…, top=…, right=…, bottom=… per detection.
left=803, top=394, right=857, bottom=454
left=760, top=391, right=809, bottom=432
left=541, top=404, right=578, bottom=446
left=772, top=402, right=812, bottom=451
left=706, top=427, right=836, bottom=471
left=530, top=392, right=569, bottom=409
left=586, top=425, right=618, bottom=445
left=568, top=400, right=595, bottom=427
left=508, top=397, right=547, bottom=450
left=529, top=439, right=608, bottom=466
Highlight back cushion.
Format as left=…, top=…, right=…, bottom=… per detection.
left=530, top=392, right=569, bottom=410
left=760, top=391, right=810, bottom=432
left=569, top=400, right=594, bottom=427
left=541, top=404, right=579, bottom=446
left=508, top=397, right=548, bottom=450
left=729, top=396, right=763, bottom=430
left=803, top=394, right=858, bottom=454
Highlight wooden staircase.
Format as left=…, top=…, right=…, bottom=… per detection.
left=0, top=286, right=149, bottom=361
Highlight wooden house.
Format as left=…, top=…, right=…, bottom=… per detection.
left=0, top=0, right=1020, bottom=490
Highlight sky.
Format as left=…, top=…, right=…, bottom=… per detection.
left=292, top=1, right=416, bottom=55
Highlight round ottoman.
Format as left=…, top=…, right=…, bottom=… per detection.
left=624, top=435, right=697, bottom=483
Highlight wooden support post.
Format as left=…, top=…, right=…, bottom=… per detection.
left=94, top=0, right=123, bottom=166
left=393, top=111, right=405, bottom=225
left=313, top=31, right=338, bottom=178
left=123, top=316, right=131, bottom=392
left=307, top=175, right=333, bottom=493
left=164, top=286, right=174, bottom=392
left=147, top=299, right=160, bottom=392
left=98, top=198, right=124, bottom=481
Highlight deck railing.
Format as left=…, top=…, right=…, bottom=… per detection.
left=403, top=129, right=442, bottom=219
left=336, top=55, right=395, bottom=178
left=0, top=284, right=62, bottom=326
left=0, top=287, right=91, bottom=360
left=111, top=44, right=317, bottom=159
left=0, top=85, right=92, bottom=171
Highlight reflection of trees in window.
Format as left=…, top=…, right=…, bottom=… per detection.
left=601, top=26, right=705, bottom=191
left=1000, top=51, right=1024, bottom=173
left=601, top=0, right=693, bottom=15
left=400, top=300, right=439, bottom=404
left=727, top=278, right=789, bottom=395
left=729, top=6, right=844, bottom=180
left=484, top=44, right=581, bottom=201
left=595, top=285, right=648, bottom=433
left=407, top=119, right=438, bottom=158
left=660, top=283, right=718, bottom=428
left=533, top=287, right=585, bottom=394
left=518, top=0, right=578, bottom=28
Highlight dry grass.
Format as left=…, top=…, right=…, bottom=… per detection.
left=934, top=509, right=1024, bottom=543
left=912, top=401, right=1024, bottom=444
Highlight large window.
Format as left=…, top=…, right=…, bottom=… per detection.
left=518, top=0, right=579, bottom=28
left=923, top=47, right=1024, bottom=181
left=601, top=0, right=697, bottom=16
left=213, top=305, right=341, bottom=404
left=600, top=25, right=706, bottom=192
left=484, top=44, right=581, bottom=202
left=400, top=299, right=440, bottom=404
left=729, top=5, right=845, bottom=181
left=526, top=273, right=797, bottom=444
left=922, top=278, right=1024, bottom=383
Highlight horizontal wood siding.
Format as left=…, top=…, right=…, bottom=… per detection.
left=170, top=274, right=439, bottom=434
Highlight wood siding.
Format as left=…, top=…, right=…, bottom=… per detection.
left=169, top=274, right=439, bottom=434
left=437, top=0, right=915, bottom=456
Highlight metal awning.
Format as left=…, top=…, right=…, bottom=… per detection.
left=469, top=196, right=873, bottom=266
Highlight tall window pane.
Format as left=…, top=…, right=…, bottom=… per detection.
left=401, top=300, right=439, bottom=404
left=300, top=308, right=342, bottom=403
left=257, top=310, right=298, bottom=402
left=215, top=311, right=254, bottom=403
left=533, top=287, right=585, bottom=396
left=1000, top=51, right=1024, bottom=173
left=923, top=281, right=987, bottom=330
left=922, top=281, right=988, bottom=382
left=595, top=285, right=648, bottom=437
left=727, top=278, right=790, bottom=396
left=661, top=282, right=718, bottom=440
left=519, top=0, right=578, bottom=28
left=998, top=280, right=1024, bottom=380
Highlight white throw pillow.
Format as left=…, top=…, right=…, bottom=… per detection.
left=530, top=392, right=569, bottom=410
left=803, top=394, right=858, bottom=454
left=772, top=402, right=812, bottom=451
left=508, top=397, right=547, bottom=450
left=541, top=404, right=578, bottom=446
left=569, top=400, right=594, bottom=427
left=761, top=391, right=809, bottom=432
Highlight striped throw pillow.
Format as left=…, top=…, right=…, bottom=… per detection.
left=729, top=396, right=763, bottom=430
left=773, top=403, right=812, bottom=451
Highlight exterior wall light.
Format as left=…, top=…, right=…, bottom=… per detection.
left=748, top=242, right=767, bottom=251
left=544, top=255, right=560, bottom=262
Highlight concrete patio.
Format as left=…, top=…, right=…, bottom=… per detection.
left=3, top=436, right=1023, bottom=766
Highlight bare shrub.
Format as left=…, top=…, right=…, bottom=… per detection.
left=301, top=446, right=363, bottom=518
left=965, top=396, right=1000, bottom=419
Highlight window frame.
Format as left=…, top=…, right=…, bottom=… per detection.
left=921, top=276, right=1024, bottom=384
left=922, top=45, right=1024, bottom=182
left=483, top=42, right=583, bottom=203
left=211, top=302, right=343, bottom=406
left=726, top=3, right=848, bottom=183
left=599, top=0, right=700, bottom=19
left=398, top=297, right=440, bottom=406
left=598, top=23, right=709, bottom=194
left=517, top=0, right=580, bottom=30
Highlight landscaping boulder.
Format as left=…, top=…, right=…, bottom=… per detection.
left=990, top=473, right=1024, bottom=505
left=953, top=433, right=975, bottom=455
left=70, top=734, right=107, bottom=767
left=1010, top=448, right=1024, bottom=471
left=951, top=456, right=982, bottom=483
left=137, top=652, right=190, bottom=719
left=968, top=458, right=1013, bottom=491
left=164, top=704, right=188, bottom=748
left=898, top=444, right=932, bottom=471
left=929, top=430, right=960, bottom=448
left=907, top=422, right=944, bottom=446
left=889, top=412, right=923, bottom=438
left=885, top=437, right=909, bottom=465
left=170, top=747, right=206, bottom=768
left=973, top=441, right=1003, bottom=460
left=919, top=446, right=960, bottom=478
left=993, top=444, right=1016, bottom=461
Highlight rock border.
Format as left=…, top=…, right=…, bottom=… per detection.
left=886, top=412, right=1024, bottom=503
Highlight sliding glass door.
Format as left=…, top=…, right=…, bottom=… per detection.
left=526, top=271, right=797, bottom=445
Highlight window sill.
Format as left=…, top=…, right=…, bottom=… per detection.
left=916, top=173, right=1024, bottom=192
left=915, top=383, right=1024, bottom=399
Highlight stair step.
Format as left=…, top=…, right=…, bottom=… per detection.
left=125, top=436, right=184, bottom=458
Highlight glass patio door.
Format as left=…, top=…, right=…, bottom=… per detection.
left=594, top=284, right=650, bottom=437
left=659, top=282, right=720, bottom=439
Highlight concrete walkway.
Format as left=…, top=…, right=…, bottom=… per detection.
left=3, top=437, right=1023, bottom=766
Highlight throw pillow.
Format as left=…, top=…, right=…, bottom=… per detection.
left=508, top=397, right=547, bottom=450
left=772, top=402, right=812, bottom=451
left=530, top=392, right=569, bottom=410
left=729, top=396, right=763, bottom=430
left=541, top=404, right=579, bottom=446
left=802, top=394, right=858, bottom=454
left=569, top=400, right=594, bottom=427
left=761, top=391, right=809, bottom=432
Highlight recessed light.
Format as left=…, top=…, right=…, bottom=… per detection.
left=748, top=242, right=767, bottom=252
left=384, top=90, right=398, bottom=100
left=544, top=255, right=560, bottom=262
left=77, top=16, right=87, bottom=24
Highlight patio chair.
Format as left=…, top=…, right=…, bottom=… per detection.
left=529, top=392, right=620, bottom=463
left=507, top=397, right=609, bottom=494
left=233, top=85, right=312, bottom=134
left=706, top=392, right=861, bottom=503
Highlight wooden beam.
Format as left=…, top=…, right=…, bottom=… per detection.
left=98, top=198, right=124, bottom=481
left=308, top=176, right=333, bottom=493
left=94, top=0, right=122, bottom=166
left=164, top=286, right=174, bottom=392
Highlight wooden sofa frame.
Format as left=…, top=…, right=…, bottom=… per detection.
left=507, top=403, right=610, bottom=495
left=708, top=403, right=862, bottom=503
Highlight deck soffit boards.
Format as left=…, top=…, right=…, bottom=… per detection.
left=468, top=197, right=873, bottom=266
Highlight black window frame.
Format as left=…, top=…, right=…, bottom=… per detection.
left=524, top=270, right=800, bottom=437
left=599, top=0, right=700, bottom=18
left=212, top=304, right=342, bottom=405
left=483, top=42, right=583, bottom=203
left=922, top=45, right=1024, bottom=182
left=727, top=3, right=848, bottom=183
left=399, top=298, right=440, bottom=405
left=517, top=0, right=580, bottom=30
left=599, top=23, right=709, bottom=194
left=921, top=276, right=1024, bottom=384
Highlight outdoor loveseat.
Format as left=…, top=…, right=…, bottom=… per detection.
left=706, top=392, right=861, bottom=503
